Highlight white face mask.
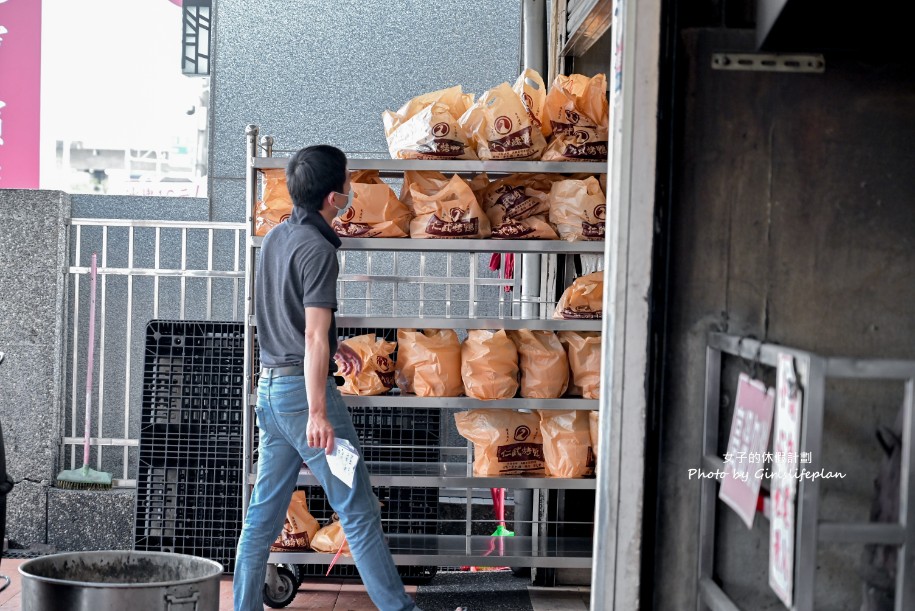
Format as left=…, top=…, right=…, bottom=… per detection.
left=333, top=189, right=354, bottom=216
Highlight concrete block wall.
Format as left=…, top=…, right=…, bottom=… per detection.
left=0, top=189, right=69, bottom=547
left=0, top=190, right=211, bottom=551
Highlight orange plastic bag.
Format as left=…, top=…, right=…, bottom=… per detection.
left=383, top=86, right=478, bottom=160
left=255, top=169, right=293, bottom=237
left=311, top=514, right=351, bottom=556
left=513, top=69, right=549, bottom=138
left=490, top=216, right=557, bottom=240
left=461, top=330, right=519, bottom=400
left=509, top=330, right=569, bottom=399
left=395, top=329, right=463, bottom=397
left=459, top=82, right=546, bottom=160
left=554, top=271, right=604, bottom=319
left=410, top=174, right=491, bottom=239
left=483, top=173, right=558, bottom=239
left=454, top=409, right=546, bottom=475
left=558, top=331, right=602, bottom=399
left=400, top=170, right=450, bottom=212
left=541, top=73, right=609, bottom=161
left=539, top=410, right=594, bottom=478
left=548, top=177, right=606, bottom=241
left=467, top=172, right=490, bottom=206
left=334, top=334, right=396, bottom=396
left=332, top=170, right=412, bottom=238
left=270, top=490, right=320, bottom=551
left=589, top=411, right=600, bottom=463
left=483, top=174, right=553, bottom=223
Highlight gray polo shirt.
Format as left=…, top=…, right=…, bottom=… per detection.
left=255, top=207, right=340, bottom=372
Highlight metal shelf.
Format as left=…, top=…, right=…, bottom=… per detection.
left=343, top=394, right=598, bottom=411
left=247, top=315, right=601, bottom=332
left=248, top=393, right=597, bottom=410
left=267, top=534, right=594, bottom=569
left=339, top=316, right=601, bottom=332
left=252, top=156, right=607, bottom=175
left=249, top=235, right=605, bottom=253
left=248, top=462, right=598, bottom=489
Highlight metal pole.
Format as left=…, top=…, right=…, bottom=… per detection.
left=241, top=124, right=258, bottom=520
left=520, top=0, right=547, bottom=320
left=514, top=0, right=548, bottom=568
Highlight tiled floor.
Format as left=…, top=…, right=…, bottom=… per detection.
left=1, top=558, right=590, bottom=610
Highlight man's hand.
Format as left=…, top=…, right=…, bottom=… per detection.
left=307, top=411, right=336, bottom=455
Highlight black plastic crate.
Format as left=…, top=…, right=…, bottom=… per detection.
left=136, top=320, right=245, bottom=573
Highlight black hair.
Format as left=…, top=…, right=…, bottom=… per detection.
left=285, top=145, right=347, bottom=212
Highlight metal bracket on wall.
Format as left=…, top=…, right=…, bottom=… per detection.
left=711, top=52, right=825, bottom=73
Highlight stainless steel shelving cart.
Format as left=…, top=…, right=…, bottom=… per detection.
left=242, top=124, right=607, bottom=581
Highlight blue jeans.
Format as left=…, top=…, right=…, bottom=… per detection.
left=234, top=375, right=420, bottom=611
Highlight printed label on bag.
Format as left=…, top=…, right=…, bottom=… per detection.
left=582, top=221, right=606, bottom=239
left=494, top=186, right=539, bottom=219
left=561, top=141, right=609, bottom=160
left=415, top=139, right=469, bottom=158
left=560, top=307, right=603, bottom=319
left=488, top=126, right=537, bottom=158
left=491, top=220, right=536, bottom=239
left=497, top=442, right=545, bottom=463
left=425, top=213, right=480, bottom=237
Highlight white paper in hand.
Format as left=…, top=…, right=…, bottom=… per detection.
left=326, top=438, right=359, bottom=488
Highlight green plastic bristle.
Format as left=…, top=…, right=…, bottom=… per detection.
left=56, top=465, right=113, bottom=490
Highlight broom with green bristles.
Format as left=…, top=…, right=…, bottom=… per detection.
left=57, top=253, right=112, bottom=490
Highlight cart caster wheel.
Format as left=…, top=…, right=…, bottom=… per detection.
left=263, top=566, right=298, bottom=608
left=277, top=563, right=304, bottom=587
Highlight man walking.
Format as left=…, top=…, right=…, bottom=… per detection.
left=233, top=145, right=422, bottom=611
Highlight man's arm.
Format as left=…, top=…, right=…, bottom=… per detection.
left=304, top=306, right=335, bottom=454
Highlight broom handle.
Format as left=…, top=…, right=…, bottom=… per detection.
left=83, top=253, right=98, bottom=468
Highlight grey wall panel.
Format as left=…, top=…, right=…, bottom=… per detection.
left=71, top=194, right=209, bottom=221
left=211, top=0, right=522, bottom=186
left=656, top=28, right=915, bottom=611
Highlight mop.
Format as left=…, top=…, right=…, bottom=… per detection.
left=57, top=253, right=112, bottom=490
left=462, top=487, right=514, bottom=571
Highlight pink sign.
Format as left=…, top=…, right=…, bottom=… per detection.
left=769, top=354, right=803, bottom=608
left=0, top=0, right=42, bottom=189
left=719, top=373, right=775, bottom=528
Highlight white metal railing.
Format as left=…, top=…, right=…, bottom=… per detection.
left=64, top=218, right=246, bottom=487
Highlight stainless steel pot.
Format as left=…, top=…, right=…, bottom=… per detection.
left=19, top=550, right=222, bottom=611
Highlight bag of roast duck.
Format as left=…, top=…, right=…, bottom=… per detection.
left=542, top=73, right=609, bottom=162
left=454, top=409, right=547, bottom=476
left=459, top=79, right=546, bottom=160
left=539, top=410, right=594, bottom=478
left=558, top=331, right=602, bottom=399
left=270, top=490, right=320, bottom=551
left=400, top=169, right=450, bottom=213
left=590, top=411, right=600, bottom=464
left=482, top=173, right=558, bottom=239
left=311, top=513, right=351, bottom=556
left=382, top=85, right=478, bottom=160
left=333, top=334, right=396, bottom=396
left=514, top=69, right=549, bottom=141
left=410, top=174, right=491, bottom=239
left=509, top=329, right=569, bottom=399
left=395, top=329, right=463, bottom=397
left=548, top=176, right=606, bottom=241
left=467, top=172, right=490, bottom=206
left=332, top=170, right=412, bottom=238
left=554, top=271, right=603, bottom=320
left=460, top=329, right=519, bottom=400
left=255, top=169, right=293, bottom=236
